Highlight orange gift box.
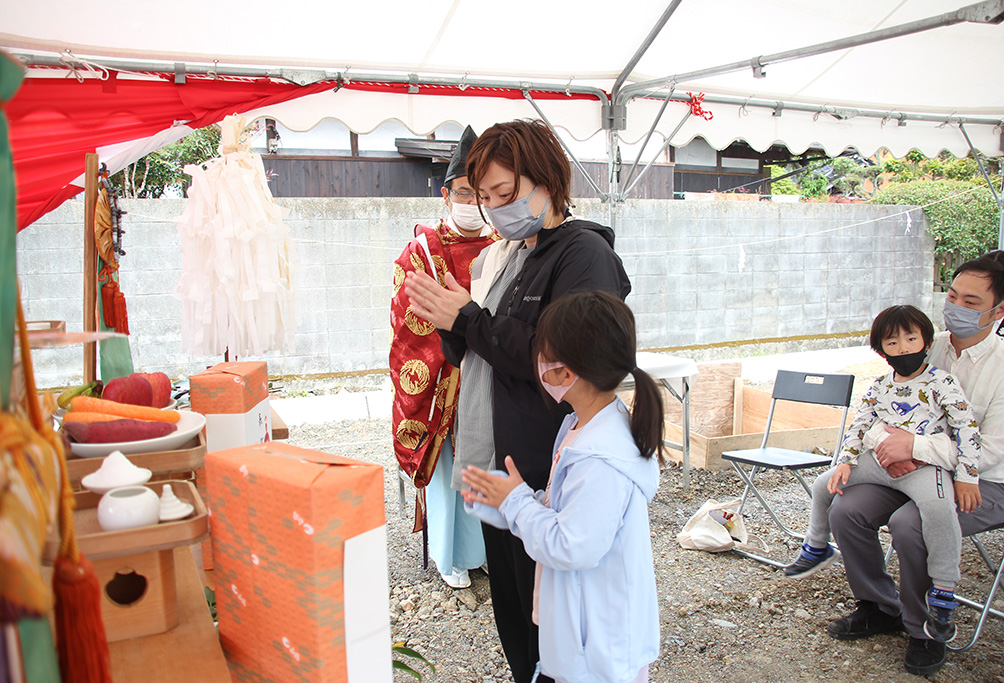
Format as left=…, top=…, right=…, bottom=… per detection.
left=206, top=443, right=392, bottom=683
left=190, top=361, right=271, bottom=453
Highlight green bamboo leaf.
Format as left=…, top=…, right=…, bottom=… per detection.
left=393, top=646, right=435, bottom=672
left=392, top=660, right=423, bottom=680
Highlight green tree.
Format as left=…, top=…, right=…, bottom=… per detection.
left=112, top=125, right=221, bottom=198
left=799, top=171, right=829, bottom=199
left=881, top=149, right=1000, bottom=185
left=768, top=165, right=800, bottom=195
left=830, top=157, right=881, bottom=199
left=872, top=179, right=1000, bottom=258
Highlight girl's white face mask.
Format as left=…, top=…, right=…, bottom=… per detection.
left=537, top=358, right=577, bottom=404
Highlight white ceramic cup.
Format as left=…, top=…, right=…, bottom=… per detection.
left=97, top=486, right=161, bottom=531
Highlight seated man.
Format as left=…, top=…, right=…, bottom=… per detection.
left=827, top=251, right=1004, bottom=676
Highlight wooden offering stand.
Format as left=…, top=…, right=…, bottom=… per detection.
left=65, top=431, right=208, bottom=488
left=43, top=480, right=208, bottom=642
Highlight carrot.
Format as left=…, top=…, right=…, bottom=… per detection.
left=62, top=412, right=128, bottom=424
left=68, top=396, right=181, bottom=423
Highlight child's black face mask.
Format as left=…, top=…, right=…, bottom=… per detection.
left=885, top=349, right=927, bottom=377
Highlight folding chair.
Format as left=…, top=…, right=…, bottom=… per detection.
left=949, top=523, right=1004, bottom=653
left=722, top=370, right=854, bottom=566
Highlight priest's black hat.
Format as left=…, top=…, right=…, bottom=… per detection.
left=444, top=125, right=477, bottom=185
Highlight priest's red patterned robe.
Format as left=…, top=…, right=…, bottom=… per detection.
left=390, top=220, right=497, bottom=487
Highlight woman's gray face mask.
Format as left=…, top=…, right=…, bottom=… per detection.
left=485, top=186, right=549, bottom=241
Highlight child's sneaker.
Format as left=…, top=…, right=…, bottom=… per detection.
left=783, top=543, right=840, bottom=579
left=923, top=587, right=958, bottom=642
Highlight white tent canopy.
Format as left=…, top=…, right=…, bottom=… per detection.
left=3, top=0, right=1003, bottom=198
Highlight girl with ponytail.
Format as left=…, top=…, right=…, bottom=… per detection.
left=462, top=290, right=662, bottom=683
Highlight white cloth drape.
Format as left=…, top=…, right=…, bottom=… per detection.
left=175, top=115, right=298, bottom=357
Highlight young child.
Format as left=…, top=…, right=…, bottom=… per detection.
left=784, top=305, right=982, bottom=643
left=461, top=290, right=662, bottom=683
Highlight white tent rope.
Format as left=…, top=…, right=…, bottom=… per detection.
left=136, top=185, right=984, bottom=260
left=619, top=184, right=984, bottom=257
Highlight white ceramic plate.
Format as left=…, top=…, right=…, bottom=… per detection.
left=55, top=398, right=177, bottom=422
left=67, top=410, right=206, bottom=458
left=81, top=466, right=153, bottom=495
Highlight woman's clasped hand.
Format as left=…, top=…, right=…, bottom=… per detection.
left=404, top=270, right=472, bottom=330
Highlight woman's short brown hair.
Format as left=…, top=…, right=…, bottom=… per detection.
left=869, top=305, right=934, bottom=354
left=466, top=119, right=571, bottom=214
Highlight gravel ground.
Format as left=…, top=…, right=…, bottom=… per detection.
left=286, top=416, right=1004, bottom=683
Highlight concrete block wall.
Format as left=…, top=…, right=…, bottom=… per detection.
left=596, top=198, right=933, bottom=352
left=16, top=196, right=934, bottom=388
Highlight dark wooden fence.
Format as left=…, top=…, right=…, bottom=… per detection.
left=261, top=155, right=764, bottom=201
left=263, top=156, right=441, bottom=197
left=571, top=162, right=676, bottom=199
left=934, top=252, right=965, bottom=291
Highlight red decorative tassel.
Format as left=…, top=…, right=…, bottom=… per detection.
left=100, top=282, right=117, bottom=329
left=16, top=290, right=112, bottom=683
left=53, top=554, right=112, bottom=682
left=113, top=290, right=129, bottom=335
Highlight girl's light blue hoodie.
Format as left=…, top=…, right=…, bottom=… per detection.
left=468, top=397, right=660, bottom=683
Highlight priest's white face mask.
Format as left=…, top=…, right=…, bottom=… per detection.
left=450, top=201, right=486, bottom=232
left=445, top=178, right=486, bottom=232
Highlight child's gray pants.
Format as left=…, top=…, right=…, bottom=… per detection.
left=805, top=455, right=961, bottom=586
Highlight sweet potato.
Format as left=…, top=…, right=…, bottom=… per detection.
left=68, top=396, right=180, bottom=423
left=62, top=418, right=177, bottom=444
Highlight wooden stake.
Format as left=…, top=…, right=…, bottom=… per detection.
left=83, top=154, right=99, bottom=383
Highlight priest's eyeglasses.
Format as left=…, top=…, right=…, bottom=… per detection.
left=448, top=187, right=477, bottom=200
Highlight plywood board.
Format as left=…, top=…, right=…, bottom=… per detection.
left=664, top=422, right=840, bottom=471
left=619, top=361, right=740, bottom=438
left=739, top=386, right=846, bottom=433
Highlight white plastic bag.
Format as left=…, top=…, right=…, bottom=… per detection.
left=677, top=498, right=769, bottom=553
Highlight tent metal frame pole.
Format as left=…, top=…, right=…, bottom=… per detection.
left=623, top=111, right=691, bottom=199
left=624, top=88, right=1003, bottom=129
left=620, top=90, right=674, bottom=193
left=14, top=53, right=612, bottom=103
left=607, top=131, right=619, bottom=228
left=961, top=123, right=1004, bottom=249
left=611, top=0, right=685, bottom=97
left=606, top=0, right=684, bottom=218
left=960, top=123, right=1003, bottom=207
left=17, top=50, right=1001, bottom=146
left=618, top=0, right=1004, bottom=104
left=522, top=91, right=609, bottom=201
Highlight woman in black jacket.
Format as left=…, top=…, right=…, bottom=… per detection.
left=406, top=119, right=631, bottom=683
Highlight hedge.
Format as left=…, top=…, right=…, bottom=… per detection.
left=872, top=179, right=1000, bottom=259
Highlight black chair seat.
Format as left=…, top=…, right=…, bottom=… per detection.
left=722, top=447, right=832, bottom=470
left=719, top=370, right=854, bottom=563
